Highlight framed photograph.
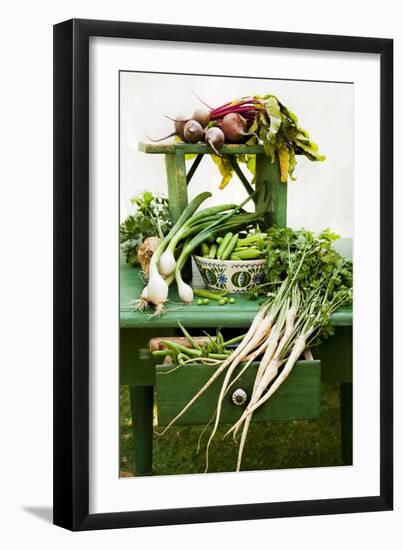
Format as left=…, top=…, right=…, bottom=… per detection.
left=53, top=19, right=393, bottom=530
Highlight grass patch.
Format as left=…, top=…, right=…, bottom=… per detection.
left=120, top=382, right=343, bottom=476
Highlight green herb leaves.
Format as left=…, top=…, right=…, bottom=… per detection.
left=120, top=192, right=172, bottom=266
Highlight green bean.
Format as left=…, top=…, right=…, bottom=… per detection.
left=152, top=349, right=173, bottom=357
left=178, top=321, right=201, bottom=350
left=160, top=340, right=202, bottom=357
left=177, top=353, right=192, bottom=365
left=222, top=333, right=247, bottom=346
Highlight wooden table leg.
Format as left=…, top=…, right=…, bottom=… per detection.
left=165, top=150, right=192, bottom=280
left=255, top=154, right=287, bottom=227
left=129, top=385, right=154, bottom=476
left=340, top=382, right=353, bottom=465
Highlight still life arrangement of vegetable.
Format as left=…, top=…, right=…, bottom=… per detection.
left=120, top=91, right=352, bottom=473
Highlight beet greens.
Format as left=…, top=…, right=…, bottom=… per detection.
left=150, top=93, right=325, bottom=187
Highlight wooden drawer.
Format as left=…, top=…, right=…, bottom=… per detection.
left=156, top=360, right=321, bottom=426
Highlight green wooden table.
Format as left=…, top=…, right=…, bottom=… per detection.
left=120, top=261, right=352, bottom=475
left=120, top=141, right=353, bottom=476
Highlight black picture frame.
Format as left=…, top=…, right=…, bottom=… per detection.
left=53, top=18, right=393, bottom=531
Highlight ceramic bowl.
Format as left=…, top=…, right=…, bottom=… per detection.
left=193, top=255, right=266, bottom=293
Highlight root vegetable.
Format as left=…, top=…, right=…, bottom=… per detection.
left=205, top=127, right=225, bottom=156
left=155, top=305, right=270, bottom=437
left=183, top=119, right=204, bottom=143
left=244, top=336, right=307, bottom=418
left=221, top=113, right=249, bottom=143
left=192, top=106, right=210, bottom=128
left=138, top=236, right=161, bottom=278
left=203, top=315, right=273, bottom=471
left=156, top=227, right=352, bottom=472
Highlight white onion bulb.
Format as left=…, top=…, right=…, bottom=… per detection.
left=147, top=264, right=169, bottom=305
left=158, top=250, right=176, bottom=276
left=177, top=279, right=194, bottom=303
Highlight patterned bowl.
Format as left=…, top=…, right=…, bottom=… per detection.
left=193, top=255, right=266, bottom=293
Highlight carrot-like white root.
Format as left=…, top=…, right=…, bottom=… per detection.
left=243, top=336, right=306, bottom=417
left=227, top=306, right=297, bottom=444
left=223, top=337, right=270, bottom=402
left=231, top=329, right=282, bottom=458
left=304, top=348, right=313, bottom=361
left=204, top=316, right=272, bottom=472
left=155, top=306, right=269, bottom=437
left=252, top=307, right=297, bottom=403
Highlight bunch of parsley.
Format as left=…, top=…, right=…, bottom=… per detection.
left=120, top=191, right=172, bottom=266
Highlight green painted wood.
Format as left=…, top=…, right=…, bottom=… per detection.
left=120, top=336, right=154, bottom=386
left=139, top=142, right=264, bottom=155
left=120, top=328, right=174, bottom=385
left=130, top=385, right=154, bottom=475
left=340, top=382, right=353, bottom=465
left=255, top=154, right=287, bottom=227
left=120, top=262, right=352, bottom=329
left=318, top=327, right=353, bottom=383
left=156, top=360, right=321, bottom=426
left=186, top=153, right=203, bottom=184
left=165, top=151, right=188, bottom=223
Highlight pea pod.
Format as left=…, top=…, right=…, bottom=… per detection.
left=216, top=232, right=233, bottom=259
left=231, top=249, right=262, bottom=260
left=194, top=288, right=228, bottom=301
left=201, top=242, right=210, bottom=256
left=208, top=243, right=218, bottom=259
left=221, top=233, right=239, bottom=260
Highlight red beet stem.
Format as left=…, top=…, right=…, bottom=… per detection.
left=211, top=100, right=260, bottom=116
left=211, top=105, right=259, bottom=120
left=212, top=97, right=258, bottom=111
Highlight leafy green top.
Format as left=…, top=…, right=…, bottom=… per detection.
left=214, top=94, right=326, bottom=189
left=120, top=192, right=172, bottom=266
left=250, top=226, right=352, bottom=344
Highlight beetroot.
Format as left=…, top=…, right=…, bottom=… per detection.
left=221, top=113, right=249, bottom=143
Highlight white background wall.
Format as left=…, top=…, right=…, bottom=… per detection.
left=121, top=73, right=353, bottom=236
left=0, top=1, right=401, bottom=548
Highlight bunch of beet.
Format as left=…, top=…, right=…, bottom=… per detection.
left=149, top=96, right=263, bottom=156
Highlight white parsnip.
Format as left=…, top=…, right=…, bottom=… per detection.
left=244, top=336, right=307, bottom=417
left=157, top=227, right=353, bottom=473
left=204, top=316, right=272, bottom=471
left=155, top=305, right=270, bottom=437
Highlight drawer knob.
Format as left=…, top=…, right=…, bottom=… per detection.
left=232, top=388, right=247, bottom=406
